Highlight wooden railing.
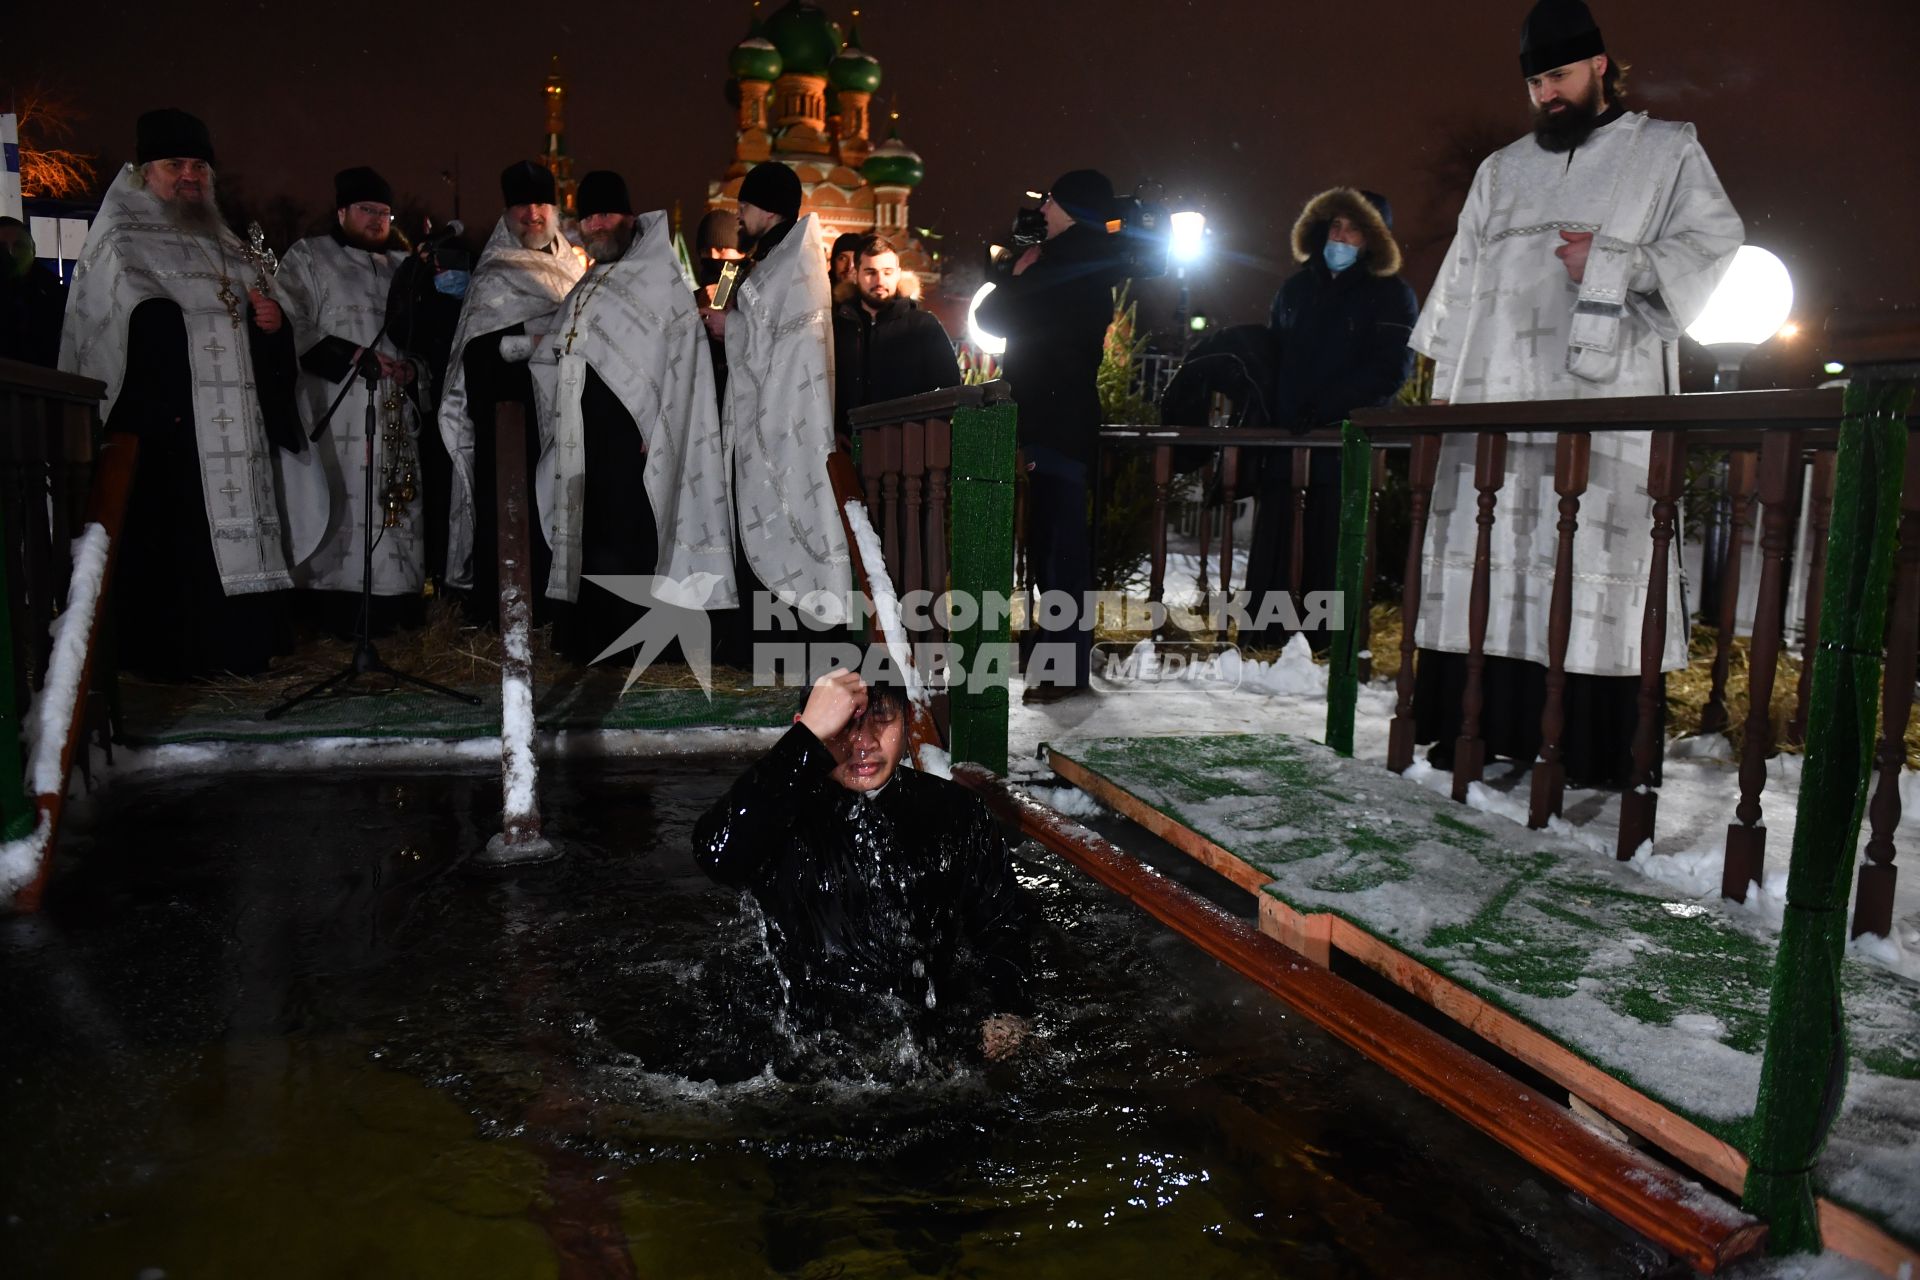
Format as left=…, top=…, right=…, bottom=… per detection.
left=848, top=381, right=1018, bottom=773
left=1102, top=388, right=1919, bottom=941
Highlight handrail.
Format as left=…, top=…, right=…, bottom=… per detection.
left=846, top=379, right=1014, bottom=430
left=0, top=358, right=108, bottom=406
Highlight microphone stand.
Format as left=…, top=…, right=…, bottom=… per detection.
left=266, top=316, right=480, bottom=720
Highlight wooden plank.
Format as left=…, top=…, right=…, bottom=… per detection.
left=1817, top=1200, right=1920, bottom=1279
left=962, top=765, right=1767, bottom=1274
left=1258, top=894, right=1331, bottom=967
left=1325, top=916, right=1750, bottom=1195
left=1048, top=750, right=1272, bottom=896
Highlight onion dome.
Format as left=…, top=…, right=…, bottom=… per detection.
left=861, top=118, right=923, bottom=188
left=829, top=23, right=882, bottom=95
left=764, top=1, right=842, bottom=76
left=730, top=31, right=783, bottom=83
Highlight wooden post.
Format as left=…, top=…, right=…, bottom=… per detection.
left=1786, top=449, right=1836, bottom=747
left=1218, top=446, right=1240, bottom=632
left=1699, top=450, right=1755, bottom=735
left=1530, top=431, right=1590, bottom=829
left=1195, top=457, right=1214, bottom=615
left=480, top=402, right=555, bottom=866
left=1854, top=435, right=1920, bottom=939
left=1723, top=430, right=1801, bottom=900
left=1453, top=431, right=1507, bottom=803
left=1617, top=430, right=1684, bottom=860
left=1358, top=448, right=1387, bottom=682
left=926, top=417, right=952, bottom=634
left=1148, top=444, right=1173, bottom=632
left=1325, top=424, right=1373, bottom=758
left=1288, top=447, right=1311, bottom=616
left=948, top=396, right=1018, bottom=774
left=1387, top=434, right=1441, bottom=773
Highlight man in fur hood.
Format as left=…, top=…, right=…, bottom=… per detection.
left=1243, top=186, right=1416, bottom=649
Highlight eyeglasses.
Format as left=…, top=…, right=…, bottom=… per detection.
left=351, top=204, right=393, bottom=221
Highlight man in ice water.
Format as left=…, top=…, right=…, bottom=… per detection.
left=696, top=660, right=1034, bottom=1061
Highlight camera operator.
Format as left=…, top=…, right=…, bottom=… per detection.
left=974, top=169, right=1123, bottom=705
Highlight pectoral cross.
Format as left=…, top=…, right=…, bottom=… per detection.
left=215, top=277, right=242, bottom=328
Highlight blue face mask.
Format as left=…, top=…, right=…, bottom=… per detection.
left=1323, top=239, right=1360, bottom=273
left=434, top=269, right=471, bottom=298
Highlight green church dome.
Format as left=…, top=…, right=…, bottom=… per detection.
left=862, top=131, right=923, bottom=188
left=764, top=1, right=842, bottom=76
left=729, top=35, right=783, bottom=83
left=829, top=28, right=882, bottom=95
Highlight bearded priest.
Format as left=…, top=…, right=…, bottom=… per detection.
left=438, top=160, right=583, bottom=623
left=275, top=166, right=439, bottom=637
left=525, top=171, right=736, bottom=664
left=719, top=162, right=851, bottom=659
left=58, top=109, right=304, bottom=678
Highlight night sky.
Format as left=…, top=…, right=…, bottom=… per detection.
left=8, top=0, right=1917, bottom=358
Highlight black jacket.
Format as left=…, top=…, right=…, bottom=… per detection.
left=0, top=259, right=68, bottom=367
left=832, top=295, right=962, bottom=431
left=973, top=223, right=1120, bottom=465
left=695, top=725, right=1034, bottom=1025
left=1267, top=255, right=1417, bottom=430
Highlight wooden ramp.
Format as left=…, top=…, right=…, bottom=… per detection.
left=1030, top=735, right=1920, bottom=1278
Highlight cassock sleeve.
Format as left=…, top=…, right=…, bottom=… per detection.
left=248, top=310, right=305, bottom=455
left=1410, top=156, right=1493, bottom=399
left=1614, top=131, right=1744, bottom=341
left=693, top=723, right=838, bottom=890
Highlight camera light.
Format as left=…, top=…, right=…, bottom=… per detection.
left=1189, top=314, right=1208, bottom=332
left=1686, top=245, right=1793, bottom=349
left=1824, top=361, right=1845, bottom=375
left=1169, top=210, right=1207, bottom=266
left=967, top=282, right=1008, bottom=356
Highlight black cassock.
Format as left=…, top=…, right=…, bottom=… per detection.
left=554, top=365, right=659, bottom=665
left=108, top=299, right=300, bottom=679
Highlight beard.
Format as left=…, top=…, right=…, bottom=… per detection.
left=584, top=221, right=635, bottom=262
left=160, top=190, right=223, bottom=235
left=342, top=225, right=390, bottom=252
left=514, top=220, right=554, bottom=251
left=858, top=285, right=894, bottom=309
left=1531, top=81, right=1606, bottom=152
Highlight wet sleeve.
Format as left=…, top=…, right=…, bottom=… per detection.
left=957, top=800, right=1036, bottom=1017
left=694, top=724, right=838, bottom=889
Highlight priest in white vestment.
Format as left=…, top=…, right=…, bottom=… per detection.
left=1407, top=0, right=1742, bottom=786
left=58, top=109, right=305, bottom=678
left=276, top=166, right=438, bottom=636
left=438, top=161, right=583, bottom=624
left=522, top=171, right=736, bottom=663
left=714, top=162, right=852, bottom=663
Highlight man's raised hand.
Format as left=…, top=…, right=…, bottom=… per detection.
left=797, top=668, right=868, bottom=743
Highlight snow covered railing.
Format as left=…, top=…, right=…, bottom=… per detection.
left=848, top=382, right=1018, bottom=774
left=1105, top=387, right=1919, bottom=940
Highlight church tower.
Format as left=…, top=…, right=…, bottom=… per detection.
left=542, top=55, right=578, bottom=215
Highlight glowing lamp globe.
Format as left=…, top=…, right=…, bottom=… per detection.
left=967, top=282, right=1007, bottom=356
left=1169, top=210, right=1207, bottom=267
left=1686, top=246, right=1794, bottom=349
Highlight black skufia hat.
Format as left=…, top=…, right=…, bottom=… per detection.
left=136, top=109, right=215, bottom=166
left=500, top=160, right=558, bottom=207
left=1048, top=169, right=1117, bottom=226
left=576, top=170, right=632, bottom=218
left=334, top=166, right=393, bottom=209
left=1520, top=0, right=1606, bottom=77
left=737, top=161, right=802, bottom=223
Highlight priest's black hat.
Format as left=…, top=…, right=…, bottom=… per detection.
left=334, top=166, right=393, bottom=209
left=500, top=160, right=558, bottom=207
left=136, top=109, right=215, bottom=166
left=576, top=171, right=632, bottom=218
left=737, top=161, right=802, bottom=223
left=1519, top=0, right=1605, bottom=77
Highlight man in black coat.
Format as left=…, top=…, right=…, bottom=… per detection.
left=974, top=170, right=1122, bottom=702
left=831, top=233, right=961, bottom=434
left=696, top=663, right=1035, bottom=1061
left=1242, top=187, right=1417, bottom=651
left=0, top=217, right=67, bottom=367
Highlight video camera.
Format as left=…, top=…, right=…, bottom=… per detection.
left=1003, top=184, right=1171, bottom=279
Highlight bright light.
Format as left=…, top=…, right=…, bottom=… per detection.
left=1189, top=315, right=1208, bottom=332
left=1824, top=361, right=1846, bottom=375
left=1686, top=245, right=1794, bottom=349
left=967, top=282, right=1007, bottom=356
left=1778, top=322, right=1799, bottom=339
left=1170, top=210, right=1207, bottom=266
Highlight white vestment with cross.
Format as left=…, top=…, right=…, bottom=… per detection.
left=723, top=211, right=851, bottom=622
left=275, top=233, right=424, bottom=595
left=1409, top=112, right=1744, bottom=676
left=57, top=164, right=295, bottom=596
left=528, top=210, right=737, bottom=605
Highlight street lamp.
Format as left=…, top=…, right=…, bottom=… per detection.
left=1687, top=245, right=1794, bottom=391
left=1170, top=210, right=1207, bottom=357
left=967, top=281, right=1007, bottom=357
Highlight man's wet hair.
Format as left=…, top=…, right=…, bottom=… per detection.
left=795, top=645, right=914, bottom=722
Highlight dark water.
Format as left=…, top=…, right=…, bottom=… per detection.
left=1, top=760, right=1657, bottom=1278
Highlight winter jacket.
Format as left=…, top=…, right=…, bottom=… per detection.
left=973, top=222, right=1121, bottom=466
left=695, top=724, right=1035, bottom=1025
left=832, top=295, right=962, bottom=431
left=1267, top=187, right=1418, bottom=430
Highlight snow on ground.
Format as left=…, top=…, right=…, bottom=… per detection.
left=1010, top=641, right=1920, bottom=986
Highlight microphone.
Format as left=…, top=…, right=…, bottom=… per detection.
left=415, top=219, right=465, bottom=249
